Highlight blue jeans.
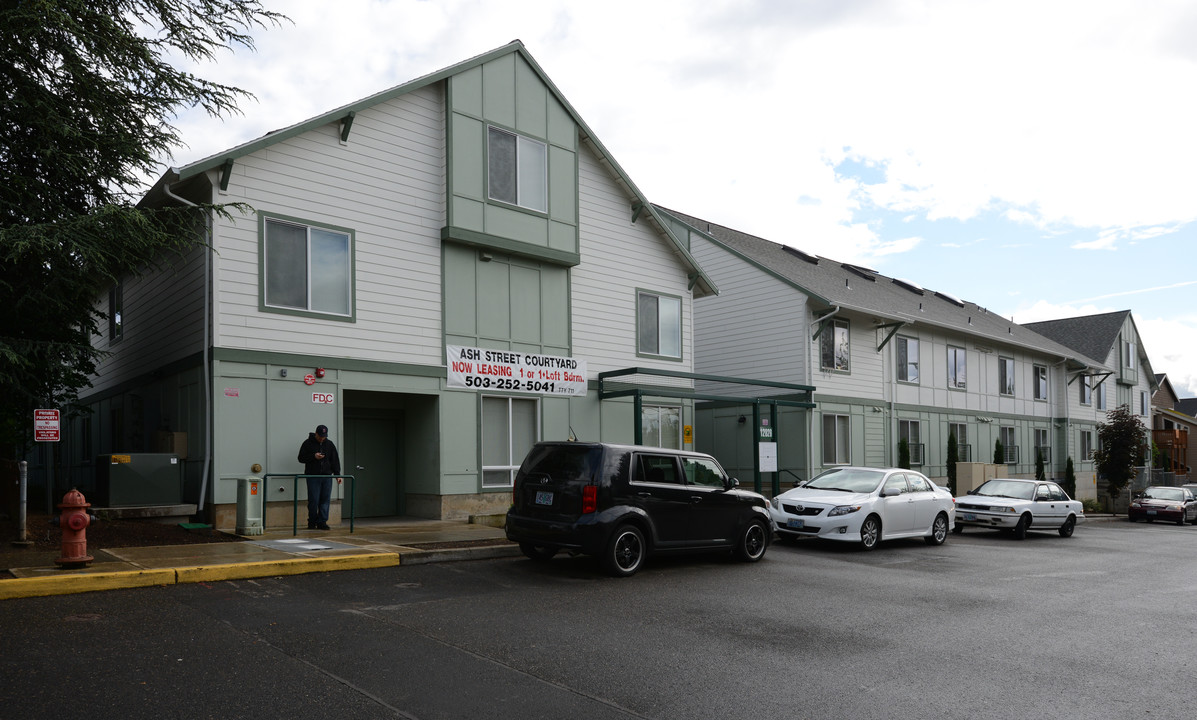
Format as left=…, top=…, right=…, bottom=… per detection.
left=306, top=476, right=332, bottom=525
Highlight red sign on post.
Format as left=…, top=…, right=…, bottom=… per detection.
left=34, top=409, right=60, bottom=442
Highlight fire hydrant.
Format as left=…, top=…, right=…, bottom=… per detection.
left=55, top=488, right=95, bottom=568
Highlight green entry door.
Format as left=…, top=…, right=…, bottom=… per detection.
left=344, top=416, right=401, bottom=518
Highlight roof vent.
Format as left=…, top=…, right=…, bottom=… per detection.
left=782, top=245, right=819, bottom=264
left=934, top=290, right=965, bottom=308
left=842, top=263, right=877, bottom=281
left=892, top=277, right=925, bottom=295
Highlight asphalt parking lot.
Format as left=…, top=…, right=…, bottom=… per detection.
left=2, top=516, right=1193, bottom=719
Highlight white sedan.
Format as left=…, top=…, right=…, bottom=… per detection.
left=953, top=478, right=1085, bottom=539
left=769, top=467, right=955, bottom=550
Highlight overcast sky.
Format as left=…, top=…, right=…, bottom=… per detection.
left=161, top=0, right=1197, bottom=397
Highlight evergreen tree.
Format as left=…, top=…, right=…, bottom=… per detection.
left=1063, top=457, right=1077, bottom=500
left=1094, top=404, right=1147, bottom=501
left=0, top=1, right=285, bottom=456
left=994, top=439, right=1005, bottom=466
left=898, top=439, right=910, bottom=469
left=946, top=431, right=959, bottom=495
left=1035, top=448, right=1046, bottom=482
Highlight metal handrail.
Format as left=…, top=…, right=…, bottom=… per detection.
left=261, top=473, right=356, bottom=535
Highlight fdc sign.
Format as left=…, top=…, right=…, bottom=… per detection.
left=312, top=392, right=335, bottom=405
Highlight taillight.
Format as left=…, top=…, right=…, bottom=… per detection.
left=582, top=485, right=597, bottom=514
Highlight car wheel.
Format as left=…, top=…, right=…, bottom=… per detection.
left=519, top=543, right=557, bottom=561
left=1013, top=513, right=1031, bottom=540
left=734, top=520, right=769, bottom=562
left=1058, top=515, right=1076, bottom=538
left=925, top=512, right=949, bottom=545
left=859, top=515, right=881, bottom=550
left=602, top=524, right=646, bottom=577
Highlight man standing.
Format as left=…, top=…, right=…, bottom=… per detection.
left=297, top=424, right=341, bottom=530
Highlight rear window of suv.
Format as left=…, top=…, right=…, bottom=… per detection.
left=517, top=445, right=603, bottom=487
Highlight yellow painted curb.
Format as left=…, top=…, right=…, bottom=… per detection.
left=0, top=568, right=176, bottom=601
left=175, top=553, right=401, bottom=584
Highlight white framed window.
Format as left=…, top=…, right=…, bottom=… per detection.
left=999, top=356, right=1015, bottom=396
left=487, top=126, right=547, bottom=212
left=1000, top=426, right=1017, bottom=464
left=1034, top=428, right=1050, bottom=464
left=263, top=216, right=353, bottom=317
left=481, top=395, right=540, bottom=488
left=1033, top=365, right=1048, bottom=400
left=1140, top=391, right=1149, bottom=416
left=820, top=319, right=850, bottom=372
left=1125, top=341, right=1136, bottom=370
left=949, top=422, right=969, bottom=461
left=1096, top=381, right=1107, bottom=410
left=897, top=336, right=919, bottom=383
left=1079, top=375, right=1092, bottom=405
left=108, top=280, right=124, bottom=344
left=642, top=406, right=682, bottom=449
left=947, top=346, right=967, bottom=389
left=899, top=419, right=923, bottom=465
left=637, top=291, right=682, bottom=359
left=822, top=414, right=850, bottom=465
left=1080, top=430, right=1093, bottom=460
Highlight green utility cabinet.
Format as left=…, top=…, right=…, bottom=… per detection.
left=95, top=453, right=183, bottom=507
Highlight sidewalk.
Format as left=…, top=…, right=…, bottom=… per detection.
left=1, top=517, right=519, bottom=601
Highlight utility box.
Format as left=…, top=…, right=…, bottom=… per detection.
left=236, top=477, right=264, bottom=535
left=95, top=454, right=183, bottom=507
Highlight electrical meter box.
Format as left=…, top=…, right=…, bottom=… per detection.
left=236, top=477, right=264, bottom=535
left=95, top=453, right=183, bottom=507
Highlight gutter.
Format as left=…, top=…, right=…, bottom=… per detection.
left=162, top=172, right=213, bottom=514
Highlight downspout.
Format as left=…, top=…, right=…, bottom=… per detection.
left=163, top=174, right=213, bottom=514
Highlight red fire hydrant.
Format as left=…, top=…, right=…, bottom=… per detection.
left=56, top=488, right=95, bottom=568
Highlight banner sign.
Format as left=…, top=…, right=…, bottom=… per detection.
left=447, top=345, right=587, bottom=396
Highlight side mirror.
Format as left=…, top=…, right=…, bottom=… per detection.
left=967, top=489, right=977, bottom=495
left=724, top=477, right=740, bottom=490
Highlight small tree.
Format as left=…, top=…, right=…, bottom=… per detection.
left=898, top=439, right=910, bottom=469
left=1063, top=457, right=1077, bottom=500
left=993, top=439, right=1005, bottom=466
left=1035, top=448, right=1046, bottom=482
left=1094, top=404, right=1147, bottom=503
left=946, top=431, right=959, bottom=495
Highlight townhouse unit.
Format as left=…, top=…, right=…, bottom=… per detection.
left=67, top=42, right=721, bottom=527
left=665, top=209, right=1155, bottom=500
left=1150, top=374, right=1192, bottom=480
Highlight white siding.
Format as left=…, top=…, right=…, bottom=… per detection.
left=689, top=234, right=808, bottom=389
left=210, top=84, right=446, bottom=365
left=89, top=243, right=207, bottom=394
left=572, top=143, right=694, bottom=378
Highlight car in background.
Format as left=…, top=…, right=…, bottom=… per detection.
left=1128, top=486, right=1197, bottom=525
left=954, top=478, right=1084, bottom=539
left=769, top=467, right=954, bottom=550
left=505, top=442, right=771, bottom=576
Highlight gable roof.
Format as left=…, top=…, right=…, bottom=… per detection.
left=1178, top=398, right=1197, bottom=418
left=1023, top=311, right=1131, bottom=364
left=659, top=207, right=1103, bottom=368
left=151, top=41, right=716, bottom=296
left=1155, top=374, right=1180, bottom=406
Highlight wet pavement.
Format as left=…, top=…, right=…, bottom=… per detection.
left=2, top=517, right=518, bottom=600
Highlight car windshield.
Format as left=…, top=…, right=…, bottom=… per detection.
left=974, top=479, right=1036, bottom=500
left=1143, top=487, right=1184, bottom=502
left=805, top=468, right=885, bottom=493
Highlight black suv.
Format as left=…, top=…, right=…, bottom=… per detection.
left=505, top=441, right=771, bottom=576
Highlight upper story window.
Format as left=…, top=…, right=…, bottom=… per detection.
left=263, top=216, right=353, bottom=318
left=999, top=356, right=1015, bottom=396
left=637, top=291, right=681, bottom=359
left=1096, top=381, right=1107, bottom=410
left=1079, top=375, right=1092, bottom=405
left=820, top=318, right=850, bottom=372
left=947, top=346, right=967, bottom=389
left=1124, top=340, right=1137, bottom=370
left=1140, top=391, right=1149, bottom=416
left=487, top=126, right=547, bottom=213
left=108, top=280, right=123, bottom=344
left=1033, top=365, right=1048, bottom=400
left=897, top=336, right=919, bottom=383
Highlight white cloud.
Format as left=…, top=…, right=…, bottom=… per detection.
left=1138, top=315, right=1197, bottom=398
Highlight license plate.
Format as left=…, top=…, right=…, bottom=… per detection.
left=786, top=518, right=805, bottom=529
left=1147, top=509, right=1157, bottom=515
left=535, top=491, right=554, bottom=506
left=962, top=513, right=977, bottom=521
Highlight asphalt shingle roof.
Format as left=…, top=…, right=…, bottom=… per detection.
left=1022, top=311, right=1131, bottom=364
left=660, top=207, right=1106, bottom=369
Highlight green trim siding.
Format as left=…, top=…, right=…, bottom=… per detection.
left=212, top=348, right=445, bottom=378
left=441, top=226, right=580, bottom=267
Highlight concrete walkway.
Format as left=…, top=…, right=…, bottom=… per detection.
left=1, top=518, right=519, bottom=601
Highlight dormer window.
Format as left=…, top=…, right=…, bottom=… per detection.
left=488, top=126, right=547, bottom=212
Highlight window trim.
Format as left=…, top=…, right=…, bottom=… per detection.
left=820, top=318, right=851, bottom=373
left=259, top=212, right=356, bottom=323
left=1079, top=375, right=1092, bottom=406
left=899, top=419, right=923, bottom=466
left=1095, top=380, right=1107, bottom=410
left=998, top=356, right=1015, bottom=396
left=1080, top=429, right=1093, bottom=460
left=896, top=336, right=919, bottom=384
left=1033, top=364, right=1048, bottom=401
left=108, top=280, right=124, bottom=345
left=480, top=394, right=541, bottom=490
left=947, top=345, right=967, bottom=390
left=641, top=405, right=683, bottom=449
left=822, top=413, right=851, bottom=466
left=486, top=125, right=548, bottom=214
left=636, top=289, right=684, bottom=361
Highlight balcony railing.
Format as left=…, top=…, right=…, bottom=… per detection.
left=1003, top=445, right=1020, bottom=464
left=955, top=444, right=972, bottom=462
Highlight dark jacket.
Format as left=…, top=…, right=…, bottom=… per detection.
left=297, top=433, right=341, bottom=475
